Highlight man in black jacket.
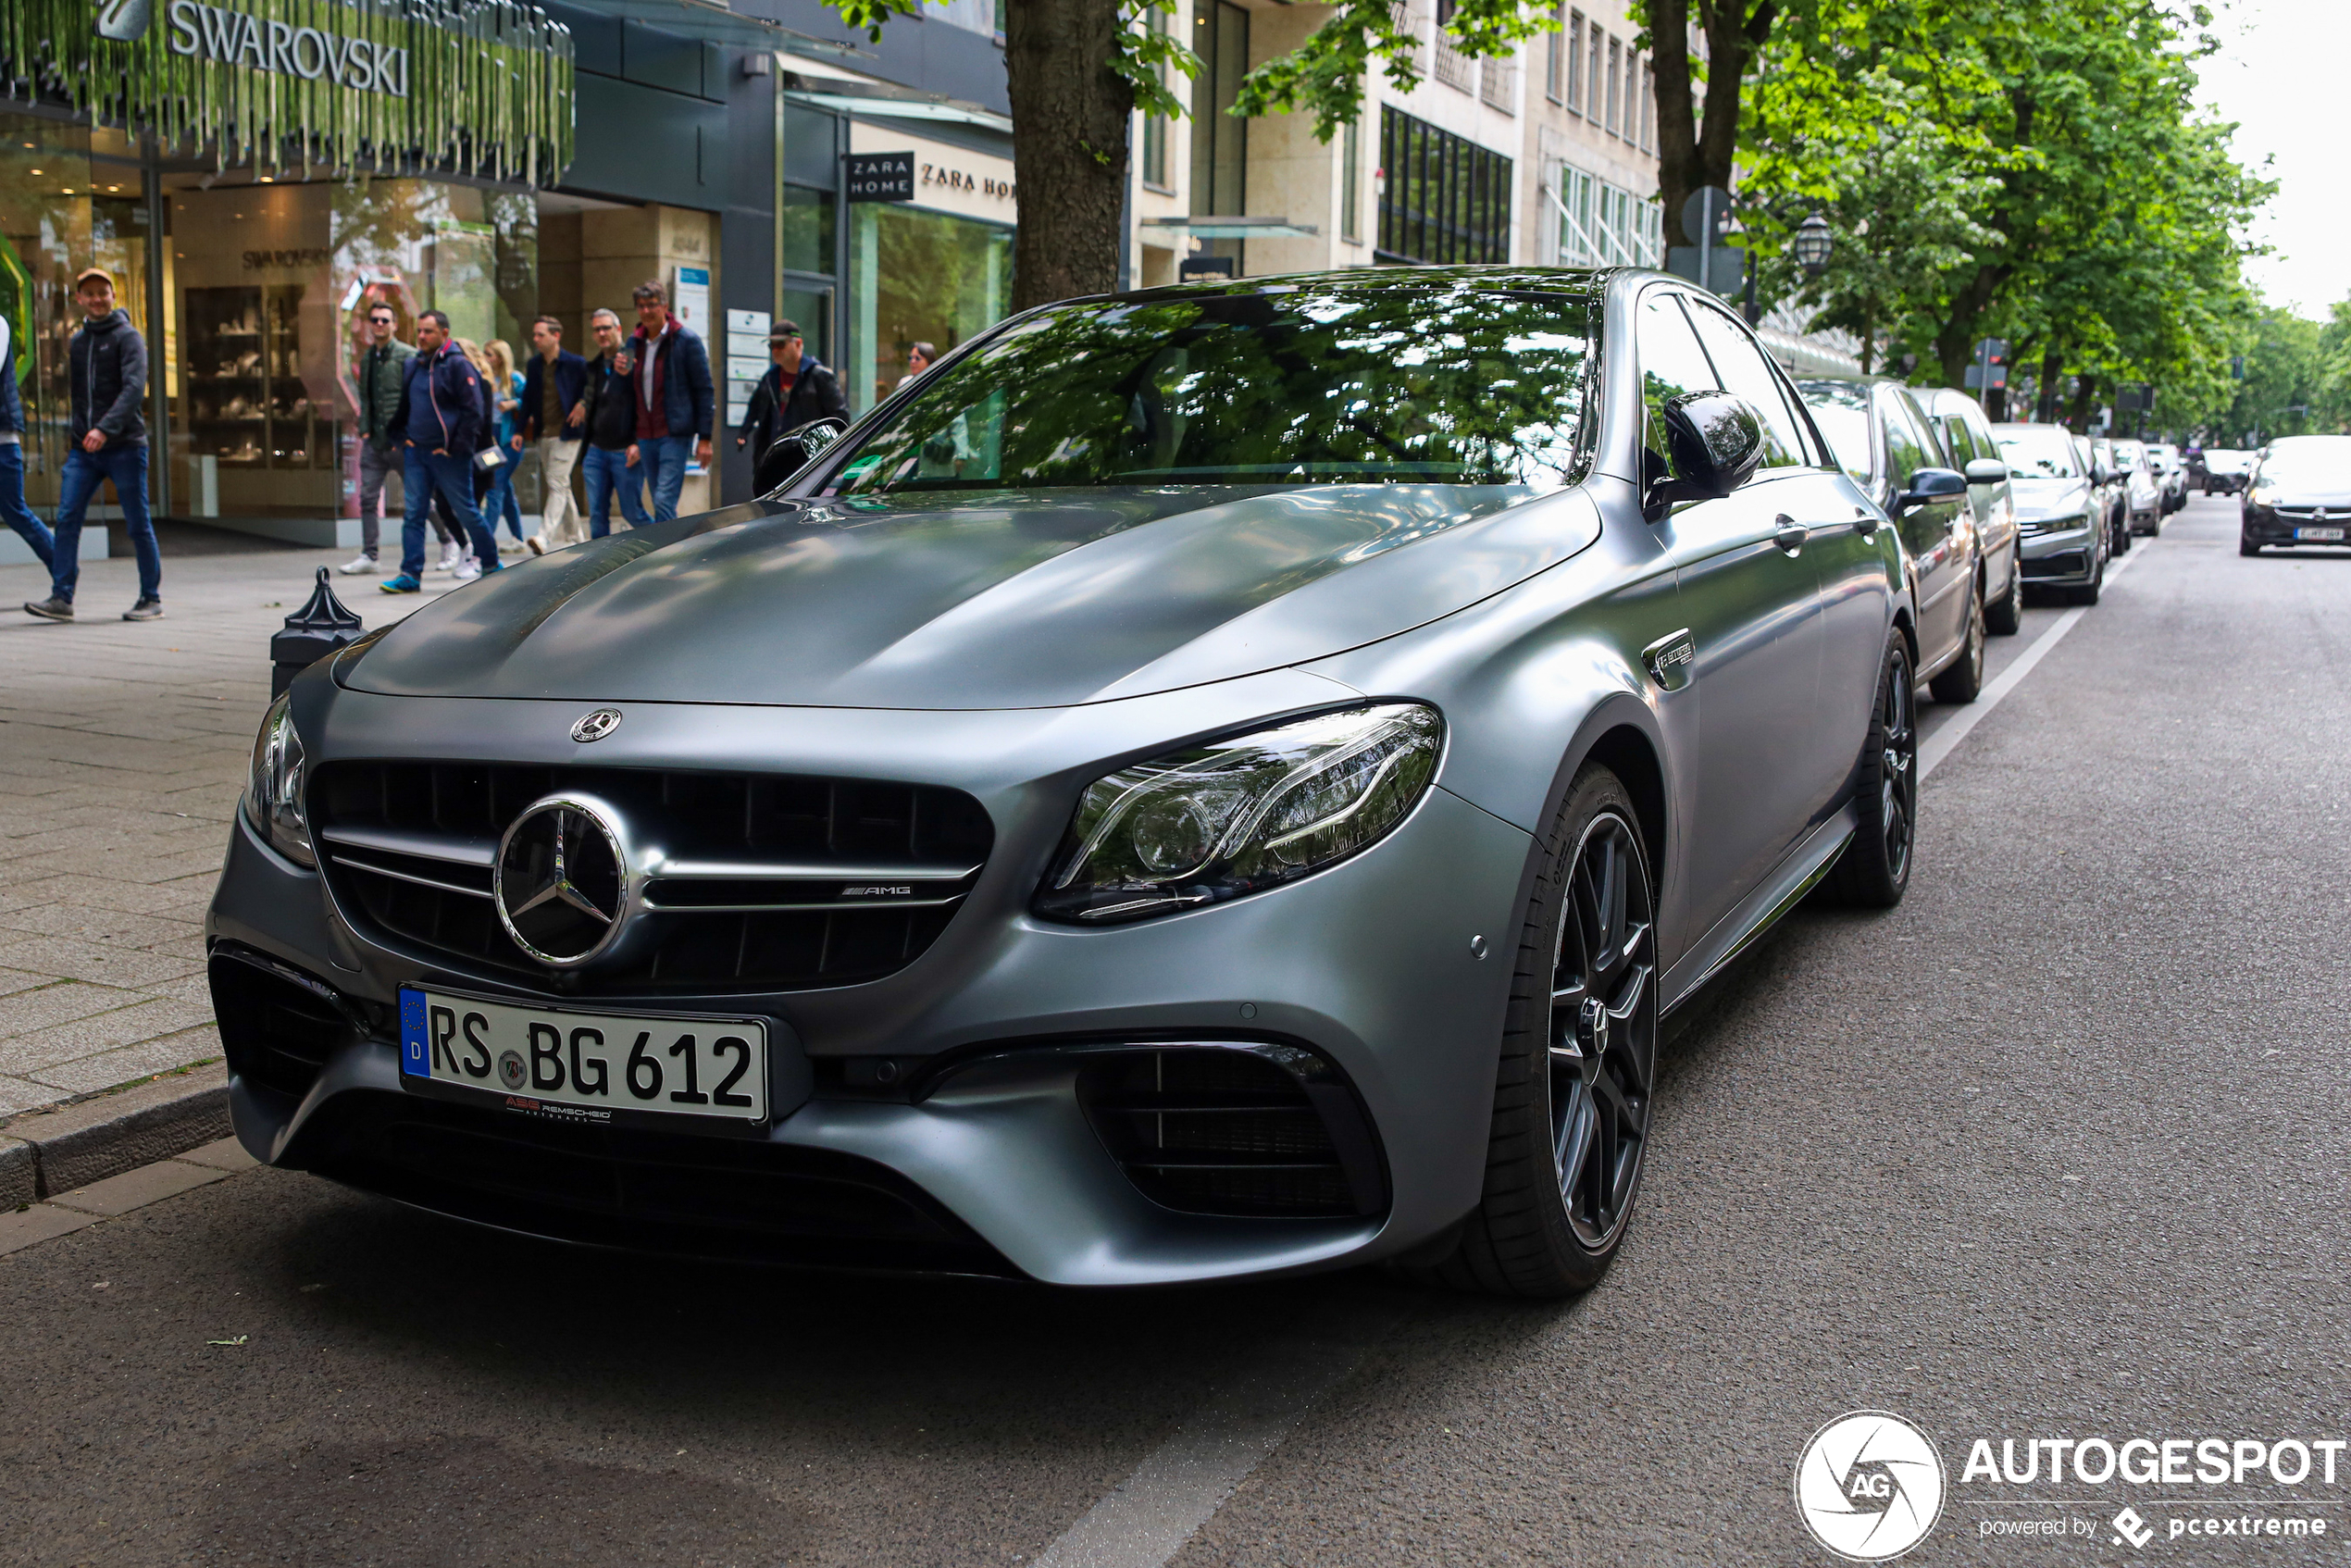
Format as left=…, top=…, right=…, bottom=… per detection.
left=380, top=309, right=501, bottom=593
left=24, top=269, right=162, bottom=623
left=735, top=320, right=847, bottom=472
left=578, top=308, right=649, bottom=538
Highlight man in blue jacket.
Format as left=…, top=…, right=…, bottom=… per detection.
left=619, top=280, right=713, bottom=523
left=23, top=268, right=161, bottom=623
left=515, top=314, right=588, bottom=552
left=381, top=309, right=502, bottom=593
left=0, top=313, right=54, bottom=578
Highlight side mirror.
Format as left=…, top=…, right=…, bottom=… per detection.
left=753, top=417, right=849, bottom=494
left=1648, top=391, right=1766, bottom=512
left=1963, top=457, right=2008, bottom=486
left=2092, top=461, right=2115, bottom=486
left=1893, top=467, right=1968, bottom=515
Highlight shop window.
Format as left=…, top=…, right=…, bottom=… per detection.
left=781, top=185, right=836, bottom=276
left=1376, top=106, right=1511, bottom=266
left=849, top=205, right=1012, bottom=414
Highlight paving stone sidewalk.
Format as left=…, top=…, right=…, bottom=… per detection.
left=0, top=537, right=469, bottom=1123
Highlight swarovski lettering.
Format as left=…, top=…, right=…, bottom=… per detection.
left=165, top=0, right=411, bottom=95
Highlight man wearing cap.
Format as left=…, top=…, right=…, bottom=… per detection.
left=734, top=320, right=846, bottom=475
left=25, top=268, right=161, bottom=623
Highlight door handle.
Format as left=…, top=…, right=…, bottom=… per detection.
left=1642, top=628, right=1696, bottom=692
left=1773, top=517, right=1810, bottom=555
left=1853, top=506, right=1880, bottom=539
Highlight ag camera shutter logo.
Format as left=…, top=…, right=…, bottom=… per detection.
left=1795, top=1411, right=1947, bottom=1561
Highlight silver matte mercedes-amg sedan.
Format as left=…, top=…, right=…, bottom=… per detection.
left=209, top=268, right=1934, bottom=1296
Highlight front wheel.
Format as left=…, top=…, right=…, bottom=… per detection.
left=2069, top=547, right=2104, bottom=605
left=1828, top=631, right=1917, bottom=908
left=1406, top=763, right=1657, bottom=1298
left=1928, top=581, right=1985, bottom=703
left=2240, top=534, right=2261, bottom=557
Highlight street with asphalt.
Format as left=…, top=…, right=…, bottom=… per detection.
left=1, top=493, right=2345, bottom=1565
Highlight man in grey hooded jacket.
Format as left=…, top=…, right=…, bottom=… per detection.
left=23, top=268, right=162, bottom=623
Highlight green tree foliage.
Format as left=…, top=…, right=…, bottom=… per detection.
left=2169, top=305, right=2331, bottom=443
left=1739, top=0, right=2268, bottom=428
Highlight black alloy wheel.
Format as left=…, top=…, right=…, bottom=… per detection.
left=1548, top=809, right=1657, bottom=1252
left=1830, top=630, right=1917, bottom=906
left=1407, top=763, right=1658, bottom=1297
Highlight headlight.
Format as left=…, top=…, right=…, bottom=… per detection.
left=1036, top=703, right=1443, bottom=925
left=2246, top=483, right=2275, bottom=506
left=246, top=692, right=316, bottom=867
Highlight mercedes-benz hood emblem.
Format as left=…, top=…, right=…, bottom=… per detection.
left=493, top=795, right=634, bottom=966
left=571, top=708, right=623, bottom=743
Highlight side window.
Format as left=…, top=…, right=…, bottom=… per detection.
left=1881, top=395, right=1929, bottom=490
left=1939, top=416, right=1977, bottom=466
left=1683, top=301, right=1807, bottom=470
left=1635, top=290, right=1720, bottom=476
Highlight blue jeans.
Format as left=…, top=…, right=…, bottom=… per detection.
left=484, top=454, right=524, bottom=541
left=637, top=433, right=694, bottom=523
left=0, top=442, right=53, bottom=570
left=580, top=444, right=648, bottom=538
left=53, top=443, right=159, bottom=604
left=400, top=445, right=499, bottom=579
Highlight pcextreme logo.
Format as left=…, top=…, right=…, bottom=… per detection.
left=1795, top=1411, right=1948, bottom=1562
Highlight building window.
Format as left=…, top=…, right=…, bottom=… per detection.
left=1140, top=2, right=1170, bottom=190
left=1341, top=117, right=1362, bottom=243
left=1639, top=61, right=1656, bottom=151
left=1377, top=106, right=1512, bottom=265
left=1605, top=37, right=1621, bottom=136
left=1586, top=23, right=1604, bottom=122
left=1546, top=4, right=1565, bottom=103
left=1566, top=11, right=1584, bottom=114
left=1550, top=159, right=1661, bottom=268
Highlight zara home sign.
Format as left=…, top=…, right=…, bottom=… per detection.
left=163, top=0, right=411, bottom=95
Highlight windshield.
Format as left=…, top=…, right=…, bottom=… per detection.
left=1993, top=428, right=2083, bottom=479
left=819, top=281, right=1598, bottom=495
left=1795, top=380, right=1873, bottom=486
left=2256, top=437, right=2351, bottom=480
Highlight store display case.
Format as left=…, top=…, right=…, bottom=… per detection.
left=183, top=283, right=330, bottom=470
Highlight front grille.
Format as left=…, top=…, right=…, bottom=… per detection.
left=2021, top=549, right=2087, bottom=579
left=292, top=1089, right=1015, bottom=1275
left=1076, top=1044, right=1387, bottom=1219
left=210, top=945, right=365, bottom=1101
left=309, top=761, right=992, bottom=994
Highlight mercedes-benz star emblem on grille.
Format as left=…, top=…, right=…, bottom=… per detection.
left=493, top=796, right=632, bottom=967
left=570, top=708, right=623, bottom=743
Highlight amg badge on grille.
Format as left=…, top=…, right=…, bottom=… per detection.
left=570, top=708, right=623, bottom=743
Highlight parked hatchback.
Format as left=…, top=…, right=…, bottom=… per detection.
left=1797, top=378, right=1984, bottom=702
left=1990, top=422, right=2108, bottom=604
left=1913, top=387, right=2024, bottom=637
left=2240, top=435, right=2351, bottom=554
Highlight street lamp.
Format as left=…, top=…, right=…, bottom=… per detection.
left=1793, top=212, right=1834, bottom=277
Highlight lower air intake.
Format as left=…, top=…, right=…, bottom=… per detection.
left=1076, top=1044, right=1387, bottom=1219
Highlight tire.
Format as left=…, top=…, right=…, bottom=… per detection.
left=2109, top=509, right=2131, bottom=556
left=2069, top=550, right=2104, bottom=605
left=1406, top=763, right=1657, bottom=1298
left=2240, top=534, right=2261, bottom=557
left=1928, top=580, right=1985, bottom=703
left=1984, top=550, right=2024, bottom=636
left=1828, top=631, right=1917, bottom=908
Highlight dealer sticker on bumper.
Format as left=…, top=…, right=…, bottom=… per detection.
left=398, top=988, right=767, bottom=1124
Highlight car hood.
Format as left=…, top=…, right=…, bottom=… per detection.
left=345, top=484, right=1600, bottom=709
left=2009, top=477, right=2093, bottom=522
left=2258, top=480, right=2351, bottom=507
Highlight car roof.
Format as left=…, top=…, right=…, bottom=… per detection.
left=1097, top=265, right=1621, bottom=309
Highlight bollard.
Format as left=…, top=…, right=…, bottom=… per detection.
left=270, top=566, right=366, bottom=697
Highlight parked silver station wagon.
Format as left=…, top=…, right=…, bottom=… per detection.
left=211, top=268, right=1934, bottom=1296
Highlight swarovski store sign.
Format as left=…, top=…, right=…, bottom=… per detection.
left=5, top=0, right=572, bottom=180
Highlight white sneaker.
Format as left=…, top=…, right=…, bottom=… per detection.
left=434, top=543, right=462, bottom=573
left=526, top=535, right=546, bottom=555
left=336, top=553, right=379, bottom=576
left=452, top=559, right=483, bottom=582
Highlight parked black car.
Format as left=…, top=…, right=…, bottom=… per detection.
left=2240, top=435, right=2351, bottom=554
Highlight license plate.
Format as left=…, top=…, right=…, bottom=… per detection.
left=2295, top=526, right=2345, bottom=541
left=398, top=988, right=767, bottom=1124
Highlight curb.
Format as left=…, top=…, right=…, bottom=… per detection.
left=0, top=1064, right=233, bottom=1207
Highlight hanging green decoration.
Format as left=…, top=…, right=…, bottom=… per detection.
left=3, top=0, right=574, bottom=184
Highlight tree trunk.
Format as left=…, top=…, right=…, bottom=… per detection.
left=2037, top=347, right=2062, bottom=422
left=1646, top=0, right=1776, bottom=248
left=1004, top=0, right=1133, bottom=311
left=2066, top=372, right=2098, bottom=434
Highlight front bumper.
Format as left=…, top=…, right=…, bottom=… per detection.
left=206, top=684, right=1536, bottom=1287
left=2016, top=524, right=2098, bottom=586
left=2241, top=506, right=2351, bottom=548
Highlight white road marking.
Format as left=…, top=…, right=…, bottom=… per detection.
left=1030, top=1308, right=1402, bottom=1568
left=1920, top=541, right=2147, bottom=780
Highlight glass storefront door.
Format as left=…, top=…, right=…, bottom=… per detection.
left=848, top=203, right=1011, bottom=414
left=0, top=114, right=155, bottom=514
